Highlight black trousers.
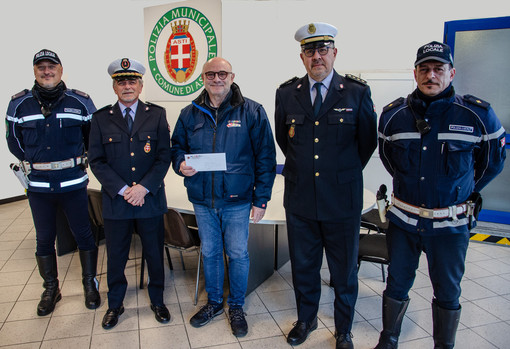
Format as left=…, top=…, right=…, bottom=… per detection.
left=28, top=188, right=96, bottom=256
left=286, top=212, right=360, bottom=333
left=104, top=215, right=165, bottom=308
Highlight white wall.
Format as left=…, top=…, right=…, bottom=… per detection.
left=1, top=0, right=509, bottom=199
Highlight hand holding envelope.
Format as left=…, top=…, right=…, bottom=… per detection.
left=183, top=153, right=227, bottom=172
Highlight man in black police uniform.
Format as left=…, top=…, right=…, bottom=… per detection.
left=6, top=49, right=100, bottom=316
left=275, top=23, right=377, bottom=348
left=88, top=58, right=172, bottom=329
left=375, top=42, right=506, bottom=349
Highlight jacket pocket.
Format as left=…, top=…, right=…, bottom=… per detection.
left=102, top=133, right=122, bottom=159
left=184, top=173, right=204, bottom=201
left=285, top=114, right=305, bottom=144
left=60, top=117, right=83, bottom=145
left=327, top=113, right=356, bottom=145
left=223, top=172, right=253, bottom=202
left=443, top=141, right=474, bottom=176
left=20, top=120, right=39, bottom=146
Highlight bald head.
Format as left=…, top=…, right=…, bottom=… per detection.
left=201, top=57, right=235, bottom=107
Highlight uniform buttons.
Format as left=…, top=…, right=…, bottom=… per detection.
left=130, top=138, right=133, bottom=142
left=132, top=182, right=136, bottom=186
left=132, top=167, right=136, bottom=171
left=47, top=146, right=51, bottom=150
left=46, top=124, right=50, bottom=127
left=148, top=136, right=151, bottom=139
left=131, top=152, right=135, bottom=157
left=109, top=138, right=113, bottom=142
left=315, top=172, right=320, bottom=177
left=314, top=138, right=319, bottom=143
left=423, top=146, right=427, bottom=151
left=314, top=155, right=319, bottom=159
left=340, top=118, right=344, bottom=123
left=315, top=121, right=319, bottom=126
left=420, top=177, right=425, bottom=181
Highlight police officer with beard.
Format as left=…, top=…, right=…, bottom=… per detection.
left=6, top=49, right=100, bottom=316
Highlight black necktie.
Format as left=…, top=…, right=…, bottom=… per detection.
left=313, top=82, right=323, bottom=116
left=125, top=107, right=133, bottom=132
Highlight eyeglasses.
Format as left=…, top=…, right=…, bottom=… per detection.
left=203, top=71, right=232, bottom=80
left=302, top=46, right=332, bottom=58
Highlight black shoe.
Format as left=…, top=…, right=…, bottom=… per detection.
left=102, top=306, right=124, bottom=329
left=336, top=332, right=354, bottom=349
left=287, top=318, right=318, bottom=345
left=228, top=308, right=248, bottom=337
left=151, top=304, right=171, bottom=323
left=189, top=302, right=224, bottom=328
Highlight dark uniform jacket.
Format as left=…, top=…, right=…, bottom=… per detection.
left=275, top=71, right=377, bottom=221
left=379, top=88, right=506, bottom=235
left=88, top=101, right=171, bottom=219
left=6, top=88, right=95, bottom=193
left=171, top=83, right=276, bottom=209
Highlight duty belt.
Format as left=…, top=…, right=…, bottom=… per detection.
left=392, top=195, right=472, bottom=220
left=25, top=156, right=86, bottom=171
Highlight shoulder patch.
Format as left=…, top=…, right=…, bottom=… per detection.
left=279, top=76, right=299, bottom=88
left=145, top=101, right=164, bottom=109
left=71, top=89, right=90, bottom=99
left=93, top=105, right=112, bottom=114
left=11, top=89, right=29, bottom=101
left=345, top=74, right=367, bottom=86
left=382, top=97, right=405, bottom=113
left=463, top=94, right=490, bottom=110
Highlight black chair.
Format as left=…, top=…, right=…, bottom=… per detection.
left=87, top=189, right=105, bottom=245
left=139, top=208, right=202, bottom=304
left=358, top=185, right=390, bottom=282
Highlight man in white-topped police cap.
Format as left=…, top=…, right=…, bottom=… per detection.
left=88, top=57, right=172, bottom=329
left=275, top=23, right=377, bottom=348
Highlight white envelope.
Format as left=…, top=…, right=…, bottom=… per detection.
left=185, top=153, right=227, bottom=172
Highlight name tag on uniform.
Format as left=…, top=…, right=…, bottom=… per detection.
left=185, top=153, right=227, bottom=172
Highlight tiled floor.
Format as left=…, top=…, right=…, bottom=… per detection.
left=1, top=199, right=510, bottom=348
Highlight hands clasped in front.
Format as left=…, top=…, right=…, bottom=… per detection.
left=124, top=184, right=147, bottom=207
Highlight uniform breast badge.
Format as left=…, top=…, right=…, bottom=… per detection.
left=144, top=141, right=151, bottom=153
left=288, top=125, right=295, bottom=138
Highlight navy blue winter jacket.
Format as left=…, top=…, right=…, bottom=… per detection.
left=171, top=83, right=276, bottom=209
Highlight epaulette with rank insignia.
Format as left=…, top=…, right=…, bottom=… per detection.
left=146, top=101, right=164, bottom=109
left=94, top=105, right=112, bottom=114
left=72, top=89, right=90, bottom=99
left=345, top=74, right=367, bottom=86
left=279, top=76, right=298, bottom=88
left=382, top=97, right=405, bottom=113
left=11, top=89, right=29, bottom=101
left=463, top=94, right=490, bottom=110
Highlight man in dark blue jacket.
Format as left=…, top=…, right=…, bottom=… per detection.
left=88, top=58, right=172, bottom=329
left=171, top=57, right=276, bottom=337
left=275, top=23, right=377, bottom=348
left=375, top=41, right=506, bottom=349
left=6, top=49, right=100, bottom=316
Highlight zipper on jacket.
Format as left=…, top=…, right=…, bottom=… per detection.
left=211, top=109, right=218, bottom=208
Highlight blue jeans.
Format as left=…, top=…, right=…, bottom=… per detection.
left=193, top=203, right=251, bottom=307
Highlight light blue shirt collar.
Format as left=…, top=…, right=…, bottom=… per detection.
left=119, top=101, right=139, bottom=119
left=308, top=70, right=334, bottom=103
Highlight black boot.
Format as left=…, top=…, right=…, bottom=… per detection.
left=374, top=294, right=410, bottom=349
left=36, top=254, right=62, bottom=316
left=432, top=301, right=461, bottom=349
left=79, top=249, right=101, bottom=309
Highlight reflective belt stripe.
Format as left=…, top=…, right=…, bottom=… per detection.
left=389, top=205, right=418, bottom=226
left=433, top=218, right=469, bottom=229
left=393, top=196, right=467, bottom=219
left=61, top=174, right=88, bottom=188
left=28, top=174, right=88, bottom=189
left=28, top=181, right=50, bottom=188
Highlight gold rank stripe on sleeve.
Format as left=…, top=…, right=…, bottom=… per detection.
left=469, top=232, right=510, bottom=246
